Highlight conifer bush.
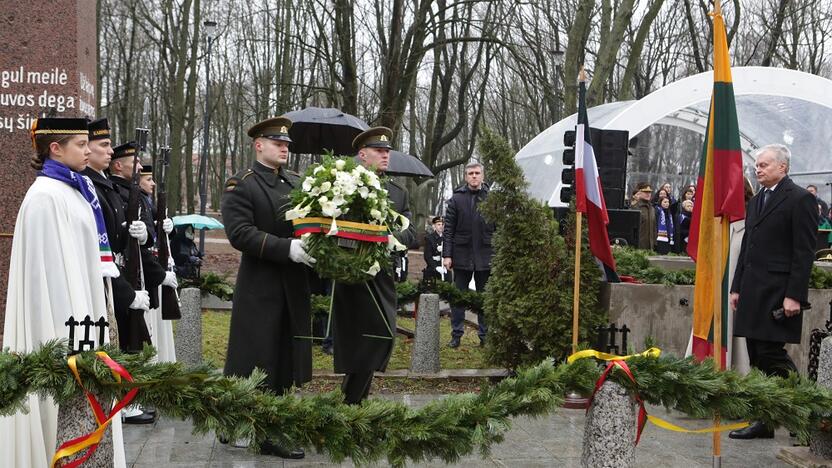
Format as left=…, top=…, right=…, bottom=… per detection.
left=478, top=127, right=606, bottom=368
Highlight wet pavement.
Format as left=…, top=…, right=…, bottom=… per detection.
left=123, top=395, right=794, bottom=467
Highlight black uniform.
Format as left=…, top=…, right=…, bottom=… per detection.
left=331, top=179, right=416, bottom=402
left=82, top=168, right=151, bottom=351
left=423, top=230, right=451, bottom=282
left=110, top=175, right=167, bottom=320
left=220, top=162, right=312, bottom=393
left=732, top=176, right=818, bottom=377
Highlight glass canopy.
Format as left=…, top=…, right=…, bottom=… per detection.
left=516, top=66, right=832, bottom=207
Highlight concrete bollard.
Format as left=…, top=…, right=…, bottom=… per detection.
left=175, top=288, right=203, bottom=367
left=410, top=294, right=440, bottom=374
left=811, top=336, right=832, bottom=458
left=581, top=380, right=636, bottom=468
left=56, top=392, right=115, bottom=466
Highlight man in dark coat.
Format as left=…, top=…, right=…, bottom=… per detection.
left=423, top=216, right=451, bottom=282
left=729, top=144, right=818, bottom=440
left=220, top=116, right=315, bottom=459
left=331, top=127, right=416, bottom=404
left=631, top=183, right=656, bottom=251
left=442, top=162, right=494, bottom=348
left=82, top=119, right=150, bottom=345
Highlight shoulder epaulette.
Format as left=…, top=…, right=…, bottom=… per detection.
left=240, top=169, right=254, bottom=180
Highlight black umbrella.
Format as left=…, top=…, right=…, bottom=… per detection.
left=386, top=150, right=434, bottom=178
left=283, top=106, right=368, bottom=155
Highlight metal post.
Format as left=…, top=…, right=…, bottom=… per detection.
left=198, top=33, right=213, bottom=257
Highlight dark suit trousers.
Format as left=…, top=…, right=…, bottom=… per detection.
left=450, top=269, right=489, bottom=339
left=342, top=371, right=374, bottom=404
left=746, top=338, right=797, bottom=378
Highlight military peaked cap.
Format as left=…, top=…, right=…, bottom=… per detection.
left=352, top=126, right=393, bottom=151
left=113, top=141, right=139, bottom=161
left=247, top=116, right=293, bottom=143
left=88, top=118, right=111, bottom=141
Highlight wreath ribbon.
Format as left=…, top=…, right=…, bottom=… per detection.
left=569, top=347, right=749, bottom=444
left=292, top=217, right=389, bottom=243
left=51, top=352, right=139, bottom=468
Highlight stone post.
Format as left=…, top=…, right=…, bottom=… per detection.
left=410, top=294, right=440, bottom=374
left=811, top=336, right=832, bottom=458
left=581, top=380, right=637, bottom=468
left=56, top=392, right=114, bottom=467
left=0, top=1, right=98, bottom=339
left=175, top=288, right=203, bottom=366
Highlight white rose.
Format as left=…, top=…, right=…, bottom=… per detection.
left=370, top=209, right=382, bottom=220
left=331, top=168, right=338, bottom=176
left=320, top=181, right=332, bottom=192
left=335, top=159, right=346, bottom=170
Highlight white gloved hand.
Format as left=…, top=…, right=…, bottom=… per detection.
left=162, top=218, right=174, bottom=234
left=288, top=239, right=316, bottom=267
left=129, top=290, right=150, bottom=311
left=162, top=271, right=178, bottom=288
left=168, top=256, right=176, bottom=269
left=128, top=221, right=148, bottom=244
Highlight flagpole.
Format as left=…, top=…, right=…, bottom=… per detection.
left=712, top=216, right=723, bottom=467
left=572, top=211, right=582, bottom=355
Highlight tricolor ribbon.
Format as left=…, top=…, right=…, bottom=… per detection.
left=292, top=217, right=389, bottom=243
left=51, top=352, right=139, bottom=468
left=568, top=347, right=749, bottom=444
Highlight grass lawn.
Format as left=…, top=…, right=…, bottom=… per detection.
left=200, top=309, right=488, bottom=371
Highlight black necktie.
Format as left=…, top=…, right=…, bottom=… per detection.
left=760, top=189, right=771, bottom=211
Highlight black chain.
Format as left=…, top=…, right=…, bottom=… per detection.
left=808, top=300, right=832, bottom=382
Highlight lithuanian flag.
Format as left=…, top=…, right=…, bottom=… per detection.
left=687, top=6, right=746, bottom=367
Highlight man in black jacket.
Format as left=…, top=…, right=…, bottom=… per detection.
left=729, top=144, right=818, bottom=440
left=443, top=162, right=494, bottom=348
left=221, top=116, right=315, bottom=458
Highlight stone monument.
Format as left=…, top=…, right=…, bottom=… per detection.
left=0, top=1, right=98, bottom=344
left=176, top=288, right=203, bottom=366
left=581, top=380, right=637, bottom=468
left=410, top=293, right=440, bottom=374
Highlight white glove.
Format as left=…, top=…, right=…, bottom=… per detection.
left=288, top=239, right=316, bottom=267
left=162, top=218, right=174, bottom=234
left=162, top=271, right=178, bottom=288
left=128, top=221, right=148, bottom=244
left=168, top=256, right=176, bottom=269
left=129, top=290, right=150, bottom=311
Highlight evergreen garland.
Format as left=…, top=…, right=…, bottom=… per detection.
left=2, top=342, right=832, bottom=465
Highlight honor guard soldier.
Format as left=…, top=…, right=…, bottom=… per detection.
left=331, top=127, right=416, bottom=404
left=82, top=119, right=151, bottom=353
left=220, top=116, right=314, bottom=459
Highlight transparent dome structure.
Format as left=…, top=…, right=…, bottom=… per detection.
left=516, top=67, right=832, bottom=207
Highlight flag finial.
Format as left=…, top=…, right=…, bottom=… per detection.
left=578, top=66, right=588, bottom=83
left=713, top=0, right=722, bottom=15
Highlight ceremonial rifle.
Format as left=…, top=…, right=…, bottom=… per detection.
left=155, top=136, right=181, bottom=319
left=122, top=100, right=152, bottom=350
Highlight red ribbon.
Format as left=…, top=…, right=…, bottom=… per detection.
left=52, top=352, right=139, bottom=468
left=587, top=360, right=648, bottom=445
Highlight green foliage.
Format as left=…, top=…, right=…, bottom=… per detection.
left=810, top=265, right=832, bottom=289
left=3, top=342, right=832, bottom=465
left=478, top=127, right=605, bottom=369
left=612, top=247, right=696, bottom=285
left=180, top=272, right=235, bottom=300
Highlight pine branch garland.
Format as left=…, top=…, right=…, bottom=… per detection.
left=3, top=342, right=831, bottom=465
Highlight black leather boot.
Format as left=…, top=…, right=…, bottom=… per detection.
left=728, top=421, right=774, bottom=440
